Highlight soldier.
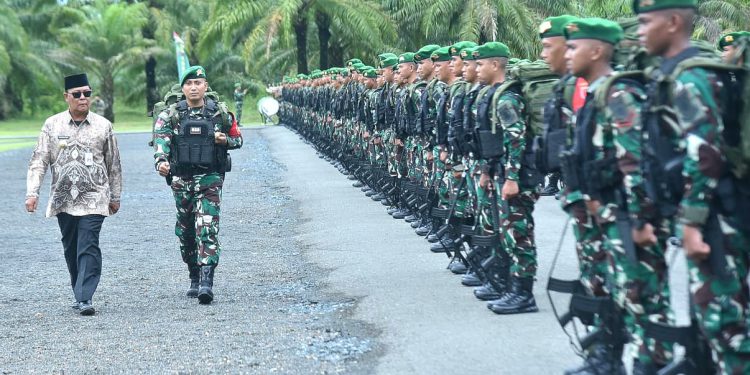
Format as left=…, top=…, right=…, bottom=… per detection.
left=26, top=73, right=123, bottom=316
left=637, top=0, right=750, bottom=373
left=153, top=66, right=243, bottom=305
left=233, top=82, right=248, bottom=126
left=717, top=31, right=750, bottom=61
left=91, top=95, right=107, bottom=115
left=566, top=18, right=677, bottom=373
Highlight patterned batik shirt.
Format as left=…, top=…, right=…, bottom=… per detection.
left=27, top=110, right=122, bottom=218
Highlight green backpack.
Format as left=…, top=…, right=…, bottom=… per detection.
left=490, top=60, right=559, bottom=137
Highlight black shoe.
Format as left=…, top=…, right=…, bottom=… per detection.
left=353, top=181, right=364, bottom=188
left=404, top=214, right=419, bottom=223
left=564, top=345, right=626, bottom=375
left=474, top=282, right=503, bottom=301
left=187, top=265, right=200, bottom=298
left=387, top=207, right=399, bottom=215
left=197, top=265, right=215, bottom=305
left=361, top=186, right=372, bottom=192
left=365, top=190, right=376, bottom=197
left=430, top=235, right=455, bottom=253
left=392, top=209, right=410, bottom=219
left=488, top=277, right=538, bottom=314
left=426, top=233, right=440, bottom=243
left=461, top=272, right=483, bottom=287
left=415, top=223, right=432, bottom=236
left=71, top=299, right=79, bottom=310
left=78, top=300, right=95, bottom=316
left=539, top=184, right=559, bottom=196
left=372, top=193, right=385, bottom=201
left=381, top=199, right=392, bottom=206
left=448, top=260, right=468, bottom=274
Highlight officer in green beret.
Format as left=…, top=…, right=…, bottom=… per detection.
left=637, top=1, right=750, bottom=373
left=153, top=65, right=243, bottom=305
left=718, top=31, right=750, bottom=61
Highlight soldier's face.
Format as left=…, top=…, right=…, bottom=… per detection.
left=462, top=61, right=477, bottom=82
left=64, top=85, right=92, bottom=114
left=541, top=36, right=568, bottom=75
left=182, top=78, right=208, bottom=102
left=382, top=67, right=394, bottom=82
left=565, top=40, right=592, bottom=77
left=398, top=63, right=414, bottom=80
left=722, top=45, right=737, bottom=62
left=451, top=56, right=463, bottom=77
left=637, top=11, right=672, bottom=56
left=417, top=60, right=434, bottom=80
left=475, top=59, right=495, bottom=85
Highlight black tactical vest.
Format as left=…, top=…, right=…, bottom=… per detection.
left=172, top=99, right=229, bottom=176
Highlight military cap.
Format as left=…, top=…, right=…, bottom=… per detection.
left=633, top=0, right=697, bottom=14
left=450, top=41, right=478, bottom=57
left=717, top=31, right=750, bottom=50
left=471, top=42, right=511, bottom=59
left=346, top=58, right=363, bottom=67
left=399, top=52, right=417, bottom=64
left=362, top=68, right=378, bottom=78
left=351, top=62, right=366, bottom=72
left=431, top=47, right=452, bottom=62
left=180, top=65, right=207, bottom=86
left=539, top=15, right=579, bottom=39
left=64, top=73, right=90, bottom=90
left=296, top=73, right=307, bottom=80
left=564, top=18, right=624, bottom=45
left=415, top=44, right=441, bottom=61
left=460, top=46, right=478, bottom=61
left=379, top=53, right=399, bottom=69
left=234, top=82, right=242, bottom=88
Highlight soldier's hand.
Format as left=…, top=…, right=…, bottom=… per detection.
left=502, top=179, right=519, bottom=200
left=632, top=223, right=657, bottom=247
left=215, top=132, right=228, bottom=145
left=479, top=172, right=492, bottom=190
left=682, top=225, right=711, bottom=261
left=439, top=150, right=449, bottom=163
left=25, top=197, right=38, bottom=213
left=158, top=161, right=171, bottom=177
left=109, top=201, right=120, bottom=215
left=585, top=199, right=601, bottom=217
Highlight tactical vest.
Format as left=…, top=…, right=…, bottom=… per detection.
left=435, top=86, right=450, bottom=146
left=461, top=85, right=482, bottom=155
left=474, top=83, right=503, bottom=160
left=171, top=99, right=230, bottom=177
left=537, top=75, right=576, bottom=174
left=447, top=84, right=468, bottom=154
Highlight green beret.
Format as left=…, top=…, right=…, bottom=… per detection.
left=234, top=82, right=241, bottom=88
left=564, top=18, right=624, bottom=45
left=346, top=58, right=362, bottom=67
left=633, top=0, right=697, bottom=14
left=450, top=41, right=478, bottom=57
left=378, top=53, right=399, bottom=69
left=180, top=65, right=207, bottom=86
left=399, top=52, right=416, bottom=64
left=358, top=65, right=375, bottom=73
left=718, top=31, right=750, bottom=50
left=539, top=15, right=579, bottom=39
left=296, top=73, right=307, bottom=80
left=460, top=47, right=478, bottom=61
left=351, top=62, right=366, bottom=72
left=415, top=44, right=441, bottom=62
left=362, top=68, right=378, bottom=78
left=471, top=42, right=511, bottom=59
left=430, top=47, right=452, bottom=62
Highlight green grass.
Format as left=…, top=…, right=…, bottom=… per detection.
left=0, top=103, right=277, bottom=152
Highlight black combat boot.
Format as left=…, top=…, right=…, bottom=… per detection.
left=563, top=344, right=626, bottom=375
left=197, top=265, right=215, bottom=305
left=474, top=282, right=503, bottom=301
left=415, top=221, right=432, bottom=236
left=461, top=271, right=483, bottom=287
left=186, top=265, right=200, bottom=298
left=487, top=276, right=538, bottom=314
left=448, top=260, right=467, bottom=274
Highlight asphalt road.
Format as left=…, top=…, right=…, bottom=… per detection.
left=0, top=126, right=690, bottom=374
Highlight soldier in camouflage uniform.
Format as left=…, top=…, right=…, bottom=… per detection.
left=153, top=66, right=243, bottom=305
left=637, top=0, right=750, bottom=373
left=565, top=18, right=675, bottom=373
left=718, top=31, right=750, bottom=62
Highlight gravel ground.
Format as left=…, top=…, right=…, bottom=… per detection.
left=0, top=129, right=380, bottom=374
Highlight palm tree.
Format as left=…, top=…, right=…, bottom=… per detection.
left=50, top=0, right=160, bottom=122
left=199, top=0, right=397, bottom=78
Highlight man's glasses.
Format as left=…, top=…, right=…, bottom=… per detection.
left=68, top=91, right=93, bottom=99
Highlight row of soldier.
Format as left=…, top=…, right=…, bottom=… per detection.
left=276, top=1, right=750, bottom=374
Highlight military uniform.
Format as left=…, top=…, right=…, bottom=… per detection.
left=153, top=66, right=243, bottom=305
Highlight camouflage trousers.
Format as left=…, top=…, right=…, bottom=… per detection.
left=598, top=204, right=673, bottom=366
left=234, top=101, right=243, bottom=124
left=687, top=217, right=750, bottom=375
left=171, top=173, right=223, bottom=266
left=561, top=192, right=612, bottom=297
left=502, top=187, right=538, bottom=278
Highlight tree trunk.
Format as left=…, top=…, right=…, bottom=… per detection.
left=294, top=11, right=309, bottom=74
left=316, top=11, right=331, bottom=69
left=102, top=71, right=115, bottom=123
left=329, top=37, right=344, bottom=68
left=145, top=56, right=158, bottom=112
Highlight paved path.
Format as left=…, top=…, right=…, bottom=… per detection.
left=0, top=126, right=691, bottom=374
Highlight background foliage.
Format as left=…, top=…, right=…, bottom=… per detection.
left=1, top=0, right=749, bottom=123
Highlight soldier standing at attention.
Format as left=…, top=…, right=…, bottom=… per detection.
left=233, top=82, right=247, bottom=126
left=636, top=0, right=750, bottom=373
left=153, top=66, right=243, bottom=305
left=26, top=73, right=122, bottom=316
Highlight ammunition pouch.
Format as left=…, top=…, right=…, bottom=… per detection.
left=643, top=320, right=713, bottom=375
left=519, top=149, right=543, bottom=189
left=560, top=150, right=583, bottom=192
left=475, top=129, right=503, bottom=160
